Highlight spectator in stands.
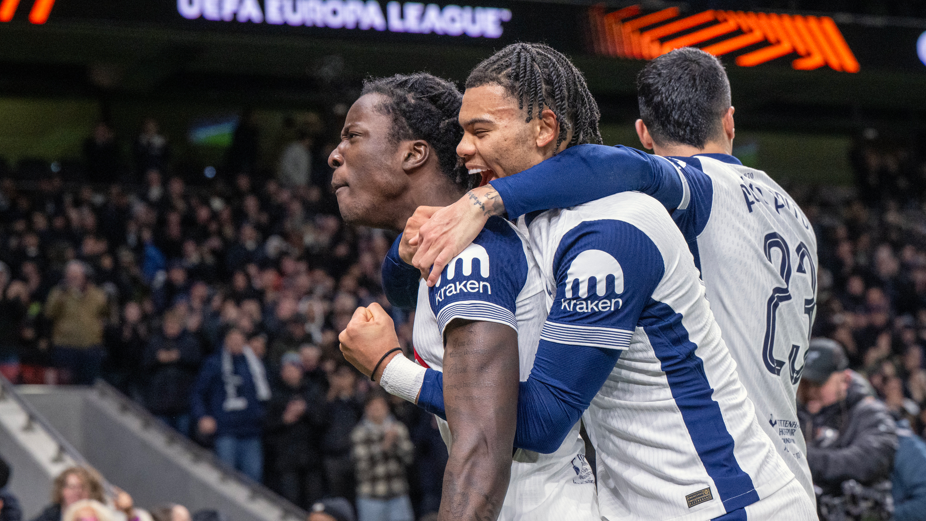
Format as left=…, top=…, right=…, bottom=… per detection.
left=321, top=363, right=362, bottom=502
left=277, top=130, right=312, bottom=188
left=0, top=262, right=28, bottom=381
left=191, top=326, right=270, bottom=481
left=308, top=498, right=355, bottom=521
left=62, top=500, right=113, bottom=521
left=150, top=505, right=190, bottom=521
left=265, top=352, right=326, bottom=507
left=0, top=456, right=22, bottom=521
left=351, top=391, right=414, bottom=521
left=83, top=121, right=122, bottom=184
left=798, top=338, right=898, bottom=519
left=45, top=260, right=110, bottom=385
left=144, top=309, right=202, bottom=435
left=32, top=467, right=105, bottom=521
left=892, top=419, right=926, bottom=521
left=133, top=119, right=169, bottom=179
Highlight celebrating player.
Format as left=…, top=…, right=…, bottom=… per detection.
left=341, top=43, right=815, bottom=519
left=329, top=73, right=600, bottom=521
left=404, top=47, right=819, bottom=505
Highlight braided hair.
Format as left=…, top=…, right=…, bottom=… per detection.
left=362, top=73, right=477, bottom=190
left=466, top=43, right=602, bottom=150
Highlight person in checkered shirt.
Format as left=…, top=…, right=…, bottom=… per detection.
left=350, top=391, right=414, bottom=521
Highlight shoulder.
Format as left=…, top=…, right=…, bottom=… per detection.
left=435, top=216, right=530, bottom=288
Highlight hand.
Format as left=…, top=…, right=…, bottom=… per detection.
left=338, top=303, right=399, bottom=381
left=283, top=399, right=307, bottom=424
left=112, top=488, right=133, bottom=514
left=400, top=206, right=441, bottom=267
left=412, top=185, right=502, bottom=287
left=198, top=416, right=217, bottom=436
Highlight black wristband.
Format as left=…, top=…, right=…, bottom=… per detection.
left=371, top=347, right=403, bottom=381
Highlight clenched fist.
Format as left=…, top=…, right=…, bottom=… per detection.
left=338, top=303, right=402, bottom=382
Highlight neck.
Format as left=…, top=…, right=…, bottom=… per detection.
left=385, top=173, right=465, bottom=232
left=653, top=140, right=731, bottom=158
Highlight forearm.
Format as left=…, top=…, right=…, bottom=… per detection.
left=419, top=339, right=618, bottom=453
left=489, top=144, right=682, bottom=219
left=439, top=320, right=518, bottom=521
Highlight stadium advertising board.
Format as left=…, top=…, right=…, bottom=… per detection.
left=1, top=0, right=924, bottom=74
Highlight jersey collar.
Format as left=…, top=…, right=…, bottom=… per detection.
left=690, top=153, right=742, bottom=166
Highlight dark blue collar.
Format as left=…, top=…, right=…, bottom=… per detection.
left=691, top=153, right=742, bottom=165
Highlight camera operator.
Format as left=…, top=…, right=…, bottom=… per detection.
left=798, top=338, right=898, bottom=520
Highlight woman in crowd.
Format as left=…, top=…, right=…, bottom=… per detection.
left=32, top=467, right=106, bottom=521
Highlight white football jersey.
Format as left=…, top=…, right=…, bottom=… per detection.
left=412, top=217, right=599, bottom=521
left=665, top=153, right=818, bottom=502
left=524, top=192, right=794, bottom=520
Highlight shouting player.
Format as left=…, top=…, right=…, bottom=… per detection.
left=330, top=73, right=599, bottom=521
left=407, top=47, right=819, bottom=505
left=340, top=43, right=815, bottom=519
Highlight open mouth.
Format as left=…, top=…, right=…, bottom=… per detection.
left=468, top=167, right=497, bottom=185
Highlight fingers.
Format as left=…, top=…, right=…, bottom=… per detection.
left=350, top=306, right=371, bottom=324
left=367, top=302, right=393, bottom=324
left=426, top=250, right=453, bottom=287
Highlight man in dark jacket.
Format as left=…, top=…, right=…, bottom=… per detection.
left=265, top=352, right=326, bottom=508
left=191, top=326, right=270, bottom=482
left=321, top=363, right=363, bottom=503
left=144, top=310, right=201, bottom=435
left=892, top=419, right=926, bottom=521
left=798, top=338, right=898, bottom=519
left=0, top=457, right=22, bottom=521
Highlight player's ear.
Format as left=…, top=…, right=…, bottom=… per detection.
left=635, top=119, right=654, bottom=150
left=402, top=140, right=430, bottom=173
left=722, top=107, right=735, bottom=141
left=536, top=108, right=558, bottom=150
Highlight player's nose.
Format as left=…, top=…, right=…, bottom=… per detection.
left=328, top=143, right=344, bottom=169
left=457, top=133, right=476, bottom=160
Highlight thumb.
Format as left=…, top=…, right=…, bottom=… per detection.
left=367, top=302, right=392, bottom=323
left=350, top=306, right=372, bottom=324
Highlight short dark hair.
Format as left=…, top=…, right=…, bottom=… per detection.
left=465, top=43, right=602, bottom=150
left=362, top=73, right=475, bottom=190
left=637, top=47, right=731, bottom=149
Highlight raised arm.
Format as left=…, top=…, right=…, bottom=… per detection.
left=338, top=304, right=518, bottom=520
left=412, top=144, right=683, bottom=285
left=439, top=319, right=519, bottom=521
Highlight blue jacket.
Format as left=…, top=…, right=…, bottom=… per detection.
left=0, top=489, right=22, bottom=521
left=191, top=352, right=265, bottom=438
left=893, top=421, right=926, bottom=521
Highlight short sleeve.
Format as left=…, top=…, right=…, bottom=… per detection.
left=428, top=218, right=529, bottom=336
left=541, top=220, right=665, bottom=350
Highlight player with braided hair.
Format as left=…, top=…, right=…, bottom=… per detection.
left=332, top=73, right=599, bottom=521
left=465, top=42, right=602, bottom=151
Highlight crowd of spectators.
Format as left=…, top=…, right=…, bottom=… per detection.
left=0, top=115, right=443, bottom=518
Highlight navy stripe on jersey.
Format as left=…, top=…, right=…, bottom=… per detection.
left=712, top=506, right=748, bottom=521
left=540, top=321, right=632, bottom=350
left=666, top=156, right=714, bottom=273
left=436, top=301, right=517, bottom=333
left=640, top=300, right=759, bottom=511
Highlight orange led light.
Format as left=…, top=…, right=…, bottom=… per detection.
left=589, top=4, right=860, bottom=73
left=0, top=0, right=55, bottom=23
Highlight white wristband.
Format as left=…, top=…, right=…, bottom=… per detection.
left=380, top=354, right=427, bottom=404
